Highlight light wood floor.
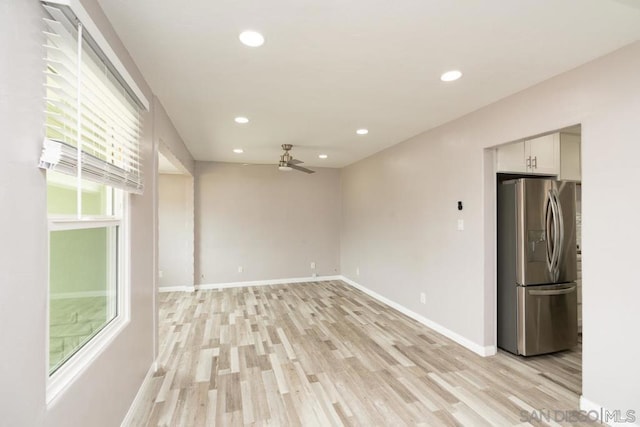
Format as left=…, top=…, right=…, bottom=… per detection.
left=126, top=280, right=582, bottom=426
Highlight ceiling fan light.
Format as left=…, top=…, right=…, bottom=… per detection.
left=278, top=165, right=292, bottom=171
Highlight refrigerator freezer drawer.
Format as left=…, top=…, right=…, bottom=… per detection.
left=517, top=284, right=578, bottom=356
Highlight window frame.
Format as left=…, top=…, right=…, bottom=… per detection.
left=46, top=190, right=131, bottom=405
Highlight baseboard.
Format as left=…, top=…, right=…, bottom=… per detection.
left=120, top=361, right=159, bottom=427
left=196, top=275, right=342, bottom=290
left=50, top=290, right=108, bottom=299
left=339, top=275, right=496, bottom=357
left=580, top=396, right=639, bottom=427
left=158, top=285, right=195, bottom=293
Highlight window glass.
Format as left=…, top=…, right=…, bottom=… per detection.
left=49, top=226, right=118, bottom=373
left=47, top=170, right=111, bottom=216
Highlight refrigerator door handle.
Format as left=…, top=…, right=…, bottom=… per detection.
left=546, top=189, right=560, bottom=280
left=554, top=188, right=565, bottom=272
left=529, top=286, right=576, bottom=296
left=545, top=195, right=554, bottom=269
left=545, top=187, right=564, bottom=282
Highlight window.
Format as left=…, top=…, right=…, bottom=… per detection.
left=47, top=171, right=123, bottom=374
left=39, top=0, right=148, bottom=398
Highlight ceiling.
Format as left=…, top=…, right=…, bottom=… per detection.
left=98, top=0, right=640, bottom=168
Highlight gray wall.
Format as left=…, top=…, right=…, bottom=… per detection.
left=0, top=1, right=48, bottom=423
left=159, top=174, right=194, bottom=288
left=341, top=42, right=640, bottom=414
left=0, top=0, right=176, bottom=425
left=196, top=162, right=341, bottom=284
left=154, top=97, right=195, bottom=176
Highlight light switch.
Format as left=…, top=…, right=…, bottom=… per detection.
left=457, top=219, right=464, bottom=231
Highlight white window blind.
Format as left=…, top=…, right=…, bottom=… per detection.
left=39, top=4, right=146, bottom=194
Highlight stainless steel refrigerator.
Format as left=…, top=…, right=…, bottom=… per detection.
left=498, top=178, right=578, bottom=356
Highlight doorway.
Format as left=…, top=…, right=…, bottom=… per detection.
left=157, top=144, right=195, bottom=291
left=486, top=124, right=583, bottom=396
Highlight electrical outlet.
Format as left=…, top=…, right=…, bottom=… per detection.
left=310, top=262, right=316, bottom=269
left=312, top=272, right=318, bottom=278
left=356, top=267, right=360, bottom=277
left=238, top=266, right=243, bottom=273
left=420, top=292, right=426, bottom=304
left=158, top=270, right=163, bottom=279
left=457, top=219, right=464, bottom=231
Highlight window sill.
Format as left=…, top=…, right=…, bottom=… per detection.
left=46, top=312, right=130, bottom=406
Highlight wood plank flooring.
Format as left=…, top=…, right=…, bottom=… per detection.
left=126, top=280, right=582, bottom=426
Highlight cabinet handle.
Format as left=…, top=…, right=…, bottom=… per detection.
left=526, top=156, right=531, bottom=168
left=529, top=286, right=575, bottom=296
left=532, top=156, right=537, bottom=169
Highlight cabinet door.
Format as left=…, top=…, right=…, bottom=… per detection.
left=559, top=133, right=581, bottom=181
left=527, top=134, right=558, bottom=175
left=497, top=140, right=527, bottom=173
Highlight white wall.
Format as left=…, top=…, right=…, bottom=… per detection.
left=341, top=42, right=640, bottom=416
left=158, top=174, right=194, bottom=288
left=0, top=0, right=179, bottom=425
left=195, top=162, right=341, bottom=284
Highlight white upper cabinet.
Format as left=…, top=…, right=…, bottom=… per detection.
left=526, top=134, right=559, bottom=175
left=496, top=140, right=528, bottom=173
left=497, top=132, right=580, bottom=180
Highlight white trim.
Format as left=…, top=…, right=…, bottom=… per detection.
left=196, top=275, right=343, bottom=291
left=158, top=285, right=195, bottom=293
left=49, top=217, right=121, bottom=231
left=50, top=290, right=107, bottom=299
left=339, top=276, right=497, bottom=357
left=580, top=396, right=639, bottom=427
left=41, top=0, right=149, bottom=110
left=120, top=361, right=158, bottom=427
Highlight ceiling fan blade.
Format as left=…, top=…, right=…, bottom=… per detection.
left=289, top=158, right=303, bottom=165
left=290, top=164, right=315, bottom=174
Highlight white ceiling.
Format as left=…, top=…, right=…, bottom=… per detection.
left=99, top=0, right=640, bottom=168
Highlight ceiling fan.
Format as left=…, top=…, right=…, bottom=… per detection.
left=277, top=144, right=315, bottom=174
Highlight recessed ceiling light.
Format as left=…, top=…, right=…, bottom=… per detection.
left=318, top=154, right=328, bottom=159
left=234, top=116, right=249, bottom=124
left=239, top=31, right=265, bottom=47
left=440, top=70, right=462, bottom=82
left=233, top=148, right=244, bottom=154
left=356, top=129, right=369, bottom=135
